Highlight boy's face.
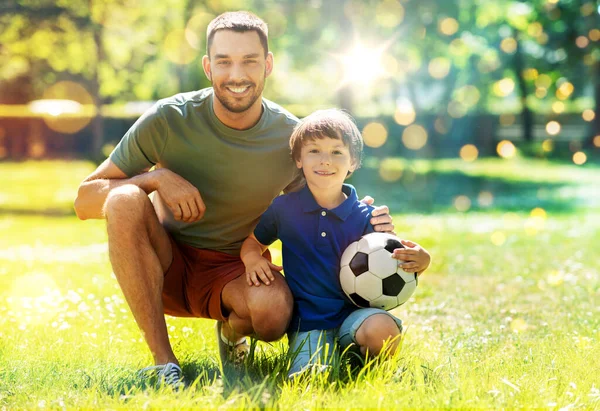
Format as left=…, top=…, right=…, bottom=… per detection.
left=296, top=136, right=356, bottom=193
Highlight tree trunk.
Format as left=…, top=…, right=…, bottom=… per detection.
left=90, top=10, right=104, bottom=161
left=514, top=36, right=533, bottom=144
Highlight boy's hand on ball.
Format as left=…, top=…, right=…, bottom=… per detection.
left=244, top=256, right=282, bottom=287
left=392, top=239, right=431, bottom=275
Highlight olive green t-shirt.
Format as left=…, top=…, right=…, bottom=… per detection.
left=110, top=88, right=301, bottom=255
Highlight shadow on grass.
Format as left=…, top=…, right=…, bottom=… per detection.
left=350, top=168, right=593, bottom=214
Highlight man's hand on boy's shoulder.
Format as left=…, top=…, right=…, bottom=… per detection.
left=360, top=196, right=395, bottom=234
left=392, top=239, right=431, bottom=276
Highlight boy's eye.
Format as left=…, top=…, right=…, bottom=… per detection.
left=308, top=149, right=319, bottom=153
left=333, top=150, right=343, bottom=155
left=216, top=60, right=230, bottom=66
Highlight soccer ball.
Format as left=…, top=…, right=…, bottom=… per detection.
left=339, top=232, right=418, bottom=311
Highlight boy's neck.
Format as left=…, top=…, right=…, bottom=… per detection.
left=308, top=184, right=347, bottom=210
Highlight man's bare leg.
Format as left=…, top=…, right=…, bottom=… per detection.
left=104, top=185, right=176, bottom=365
left=221, top=271, right=293, bottom=342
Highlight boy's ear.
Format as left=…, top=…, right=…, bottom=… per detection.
left=295, top=158, right=303, bottom=169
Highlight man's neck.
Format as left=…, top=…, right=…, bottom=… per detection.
left=309, top=185, right=347, bottom=210
left=213, top=95, right=264, bottom=130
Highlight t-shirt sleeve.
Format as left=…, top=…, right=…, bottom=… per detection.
left=109, top=102, right=167, bottom=177
left=253, top=203, right=280, bottom=246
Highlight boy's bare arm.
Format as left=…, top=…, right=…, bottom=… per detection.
left=240, top=234, right=282, bottom=287
left=74, top=158, right=205, bottom=223
left=392, top=239, right=431, bottom=275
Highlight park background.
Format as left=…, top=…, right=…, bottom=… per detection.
left=0, top=0, right=599, bottom=409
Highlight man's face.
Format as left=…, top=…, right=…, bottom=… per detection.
left=203, top=30, right=273, bottom=114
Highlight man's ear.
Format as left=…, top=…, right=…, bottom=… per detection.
left=265, top=52, right=274, bottom=78
left=202, top=55, right=212, bottom=81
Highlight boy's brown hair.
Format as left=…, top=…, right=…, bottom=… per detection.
left=290, top=109, right=364, bottom=170
left=206, top=11, right=269, bottom=58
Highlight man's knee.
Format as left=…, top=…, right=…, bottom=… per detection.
left=105, top=184, right=151, bottom=223
left=248, top=273, right=293, bottom=341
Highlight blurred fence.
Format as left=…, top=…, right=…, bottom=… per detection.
left=0, top=108, right=592, bottom=160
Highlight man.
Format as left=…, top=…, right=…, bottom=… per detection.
left=74, top=11, right=394, bottom=388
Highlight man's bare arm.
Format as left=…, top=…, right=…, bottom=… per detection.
left=74, top=158, right=206, bottom=222
left=73, top=158, right=157, bottom=220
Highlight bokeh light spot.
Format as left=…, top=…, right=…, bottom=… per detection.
left=428, top=57, right=451, bottom=79
left=522, top=68, right=538, bottom=81
left=576, top=36, right=589, bottom=48
left=459, top=144, right=478, bottom=162
left=499, top=114, right=516, bottom=126
left=493, top=78, right=515, bottom=97
left=535, top=74, right=552, bottom=89
left=378, top=158, right=404, bottom=182
left=545, top=121, right=561, bottom=136
left=530, top=207, right=547, bottom=219
left=593, top=135, right=600, bottom=147
left=394, top=98, right=416, bottom=126
left=556, top=81, right=574, bottom=100
left=500, top=37, right=517, bottom=54
left=376, top=0, right=405, bottom=27
left=582, top=109, right=595, bottom=122
left=362, top=122, right=388, bottom=148
left=438, top=18, right=459, bottom=36
left=573, top=151, right=587, bottom=165
left=34, top=81, right=94, bottom=134
left=454, top=195, right=471, bottom=212
left=478, top=191, right=494, bottom=207
left=552, top=101, right=565, bottom=114
left=402, top=124, right=428, bottom=150
left=542, top=139, right=554, bottom=152
left=497, top=140, right=516, bottom=159
left=491, top=231, right=506, bottom=246
left=590, top=29, right=600, bottom=42
left=164, top=29, right=196, bottom=65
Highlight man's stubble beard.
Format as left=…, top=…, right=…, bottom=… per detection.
left=213, top=72, right=266, bottom=114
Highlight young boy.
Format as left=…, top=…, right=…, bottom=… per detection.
left=240, top=109, right=431, bottom=377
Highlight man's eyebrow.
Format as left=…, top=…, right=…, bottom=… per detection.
left=213, top=53, right=261, bottom=59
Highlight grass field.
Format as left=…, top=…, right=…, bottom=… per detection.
left=0, top=159, right=599, bottom=409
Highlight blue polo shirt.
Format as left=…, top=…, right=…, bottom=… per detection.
left=254, top=184, right=375, bottom=332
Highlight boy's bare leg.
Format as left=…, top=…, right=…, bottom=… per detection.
left=355, top=314, right=402, bottom=356
left=221, top=271, right=293, bottom=342
left=104, top=185, right=176, bottom=365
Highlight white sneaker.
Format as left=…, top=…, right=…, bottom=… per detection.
left=138, top=362, right=185, bottom=390
left=215, top=321, right=250, bottom=367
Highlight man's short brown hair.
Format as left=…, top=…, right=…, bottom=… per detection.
left=290, top=109, right=364, bottom=169
left=206, top=11, right=269, bottom=58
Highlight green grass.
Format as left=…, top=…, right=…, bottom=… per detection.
left=1, top=159, right=599, bottom=409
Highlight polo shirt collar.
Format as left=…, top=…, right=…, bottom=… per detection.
left=299, top=184, right=358, bottom=221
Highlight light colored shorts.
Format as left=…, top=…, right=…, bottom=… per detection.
left=287, top=308, right=403, bottom=377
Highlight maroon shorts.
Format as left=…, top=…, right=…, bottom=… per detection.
left=162, top=236, right=269, bottom=321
